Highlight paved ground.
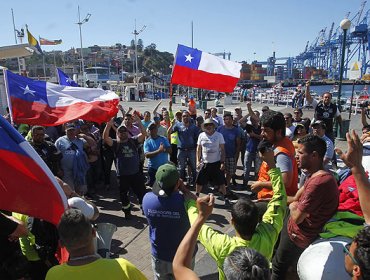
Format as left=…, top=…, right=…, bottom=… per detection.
left=92, top=97, right=364, bottom=279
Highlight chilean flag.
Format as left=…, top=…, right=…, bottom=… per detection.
left=0, top=115, right=67, bottom=225
left=5, top=70, right=119, bottom=126
left=171, top=44, right=241, bottom=93
left=56, top=68, right=79, bottom=87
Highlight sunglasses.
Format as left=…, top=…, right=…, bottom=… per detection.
left=343, top=242, right=358, bottom=265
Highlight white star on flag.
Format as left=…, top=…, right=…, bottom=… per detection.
left=66, top=77, right=73, bottom=83
left=185, top=54, right=194, bottom=63
left=22, top=85, right=36, bottom=96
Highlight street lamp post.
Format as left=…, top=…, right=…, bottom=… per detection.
left=77, top=6, right=91, bottom=87
left=337, top=18, right=351, bottom=107
left=132, top=20, right=146, bottom=96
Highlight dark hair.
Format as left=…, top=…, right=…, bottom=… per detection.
left=58, top=209, right=92, bottom=250
left=284, top=113, right=292, bottom=119
left=224, top=247, right=270, bottom=280
left=362, top=125, right=370, bottom=133
left=224, top=113, right=233, bottom=119
left=31, top=125, right=45, bottom=134
left=205, top=109, right=211, bottom=114
left=124, top=113, right=132, bottom=118
left=144, top=111, right=150, bottom=116
left=353, top=226, right=370, bottom=279
left=322, top=92, right=332, bottom=98
left=260, top=110, right=286, bottom=137
left=297, top=135, right=327, bottom=158
left=231, top=198, right=259, bottom=238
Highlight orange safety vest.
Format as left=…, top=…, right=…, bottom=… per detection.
left=257, top=137, right=298, bottom=199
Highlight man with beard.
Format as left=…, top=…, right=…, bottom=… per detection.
left=272, top=135, right=339, bottom=279
left=250, top=111, right=298, bottom=217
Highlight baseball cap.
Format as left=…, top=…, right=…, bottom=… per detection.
left=117, top=124, right=128, bottom=132
left=153, top=116, right=161, bottom=122
left=65, top=123, right=76, bottom=131
left=148, top=122, right=157, bottom=130
left=312, top=120, right=326, bottom=129
left=152, top=164, right=180, bottom=197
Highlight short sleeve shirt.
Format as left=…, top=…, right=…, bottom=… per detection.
left=144, top=136, right=170, bottom=169
left=217, top=125, right=240, bottom=158
left=197, top=131, right=225, bottom=163
left=173, top=122, right=200, bottom=149
left=112, top=139, right=140, bottom=176
left=288, top=172, right=339, bottom=248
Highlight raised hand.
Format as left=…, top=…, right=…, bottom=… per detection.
left=197, top=194, right=215, bottom=221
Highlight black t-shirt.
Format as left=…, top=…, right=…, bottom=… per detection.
left=112, top=138, right=140, bottom=176
left=315, top=102, right=338, bottom=133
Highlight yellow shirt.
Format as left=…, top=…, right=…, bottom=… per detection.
left=46, top=258, right=147, bottom=280
left=12, top=213, right=40, bottom=261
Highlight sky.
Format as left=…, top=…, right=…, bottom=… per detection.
left=0, top=0, right=367, bottom=63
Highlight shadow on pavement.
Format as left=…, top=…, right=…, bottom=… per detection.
left=96, top=212, right=147, bottom=229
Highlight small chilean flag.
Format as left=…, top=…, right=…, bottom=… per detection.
left=171, top=44, right=241, bottom=93
left=5, top=70, right=119, bottom=126
left=0, top=115, right=67, bottom=225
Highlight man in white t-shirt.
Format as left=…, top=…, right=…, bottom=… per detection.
left=196, top=119, right=228, bottom=204
left=284, top=113, right=296, bottom=140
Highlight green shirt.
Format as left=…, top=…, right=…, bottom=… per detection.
left=185, top=168, right=287, bottom=280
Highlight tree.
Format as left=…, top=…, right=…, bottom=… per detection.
left=144, top=43, right=157, bottom=56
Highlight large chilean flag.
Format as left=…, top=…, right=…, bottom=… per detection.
left=171, top=44, right=241, bottom=93
left=4, top=70, right=119, bottom=126
left=0, top=115, right=67, bottom=225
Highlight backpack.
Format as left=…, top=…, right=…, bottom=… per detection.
left=28, top=217, right=59, bottom=267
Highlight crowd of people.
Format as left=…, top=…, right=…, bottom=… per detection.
left=1, top=80, right=370, bottom=279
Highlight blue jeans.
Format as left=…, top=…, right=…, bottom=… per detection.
left=151, top=256, right=174, bottom=280
left=177, top=149, right=197, bottom=185
left=244, top=150, right=261, bottom=183
left=151, top=255, right=195, bottom=280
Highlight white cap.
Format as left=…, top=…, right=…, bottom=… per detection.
left=297, top=237, right=352, bottom=280
left=68, top=197, right=95, bottom=220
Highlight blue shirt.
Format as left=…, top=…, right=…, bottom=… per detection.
left=246, top=126, right=261, bottom=153
left=173, top=122, right=200, bottom=149
left=217, top=125, right=240, bottom=158
left=55, top=136, right=86, bottom=170
left=143, top=136, right=170, bottom=169
left=142, top=191, right=192, bottom=262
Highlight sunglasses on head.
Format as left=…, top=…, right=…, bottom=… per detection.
left=343, top=242, right=358, bottom=265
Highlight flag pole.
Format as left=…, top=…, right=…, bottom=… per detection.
left=11, top=9, right=22, bottom=74
left=2, top=69, right=14, bottom=124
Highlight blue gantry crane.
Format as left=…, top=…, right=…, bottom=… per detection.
left=257, top=1, right=370, bottom=82
left=294, top=0, right=370, bottom=80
